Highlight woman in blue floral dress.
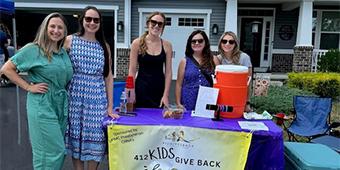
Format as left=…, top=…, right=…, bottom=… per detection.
left=64, top=6, right=119, bottom=170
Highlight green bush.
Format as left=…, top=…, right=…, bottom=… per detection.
left=288, top=72, right=340, bottom=99
left=318, top=49, right=340, bottom=72
left=250, top=86, right=315, bottom=115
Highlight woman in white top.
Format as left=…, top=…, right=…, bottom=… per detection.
left=216, top=31, right=252, bottom=76
left=216, top=31, right=253, bottom=112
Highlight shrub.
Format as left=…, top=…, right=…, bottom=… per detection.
left=287, top=72, right=340, bottom=99
left=318, top=49, right=340, bottom=72
left=250, top=85, right=315, bottom=115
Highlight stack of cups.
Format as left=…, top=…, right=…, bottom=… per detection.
left=125, top=76, right=135, bottom=112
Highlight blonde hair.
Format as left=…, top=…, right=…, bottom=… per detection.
left=33, top=12, right=67, bottom=61
left=218, top=31, right=241, bottom=65
left=139, top=11, right=166, bottom=55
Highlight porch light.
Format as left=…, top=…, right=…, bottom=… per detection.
left=212, top=24, right=219, bottom=35
left=251, top=21, right=261, bottom=33
left=117, top=21, right=124, bottom=32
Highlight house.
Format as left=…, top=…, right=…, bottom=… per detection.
left=11, top=0, right=340, bottom=79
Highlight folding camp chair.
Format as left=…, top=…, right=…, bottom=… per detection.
left=287, top=96, right=332, bottom=142
left=310, top=122, right=340, bottom=153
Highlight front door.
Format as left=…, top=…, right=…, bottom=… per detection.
left=240, top=17, right=274, bottom=69
left=240, top=18, right=263, bottom=68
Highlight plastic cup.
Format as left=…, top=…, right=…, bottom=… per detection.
left=126, top=76, right=134, bottom=89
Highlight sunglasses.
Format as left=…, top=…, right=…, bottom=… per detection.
left=150, top=20, right=164, bottom=28
left=191, top=39, right=204, bottom=44
left=84, top=16, right=100, bottom=24
left=221, top=39, right=236, bottom=45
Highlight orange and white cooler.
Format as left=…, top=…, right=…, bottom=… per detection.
left=214, top=65, right=249, bottom=118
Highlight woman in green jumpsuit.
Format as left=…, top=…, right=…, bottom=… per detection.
left=0, top=13, right=73, bottom=169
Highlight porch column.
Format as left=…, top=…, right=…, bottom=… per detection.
left=296, top=0, right=313, bottom=46
left=225, top=0, right=238, bottom=35
left=293, top=0, right=314, bottom=72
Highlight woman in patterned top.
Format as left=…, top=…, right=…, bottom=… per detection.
left=175, top=30, right=219, bottom=110
left=63, top=6, right=119, bottom=170
left=1, top=12, right=73, bottom=169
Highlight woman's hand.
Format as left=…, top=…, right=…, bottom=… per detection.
left=160, top=96, right=169, bottom=108
left=126, top=88, right=135, bottom=103
left=107, top=108, right=120, bottom=119
left=177, top=103, right=185, bottom=110
left=27, top=83, right=49, bottom=93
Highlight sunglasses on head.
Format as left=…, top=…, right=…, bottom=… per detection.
left=191, top=39, right=204, bottom=44
left=221, top=39, right=235, bottom=45
left=150, top=20, right=164, bottom=28
left=84, top=16, right=100, bottom=24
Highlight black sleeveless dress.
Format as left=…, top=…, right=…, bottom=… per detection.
left=135, top=40, right=166, bottom=108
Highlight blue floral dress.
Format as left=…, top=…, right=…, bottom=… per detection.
left=65, top=35, right=107, bottom=162
left=181, top=56, right=213, bottom=110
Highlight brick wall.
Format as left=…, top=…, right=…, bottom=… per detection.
left=271, top=54, right=293, bottom=73
left=292, top=46, right=313, bottom=72
left=116, top=48, right=130, bottom=80
left=115, top=49, right=219, bottom=80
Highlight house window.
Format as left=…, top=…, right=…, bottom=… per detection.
left=165, top=17, right=171, bottom=26
left=320, top=33, right=339, bottom=49
left=312, top=11, right=317, bottom=32
left=320, top=11, right=340, bottom=49
left=321, top=11, right=340, bottom=32
left=178, top=18, right=204, bottom=27
left=313, top=10, right=340, bottom=50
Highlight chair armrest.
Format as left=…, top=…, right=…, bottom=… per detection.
left=329, top=122, right=340, bottom=129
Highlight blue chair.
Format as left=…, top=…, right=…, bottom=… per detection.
left=287, top=96, right=332, bottom=142
left=310, top=122, right=340, bottom=153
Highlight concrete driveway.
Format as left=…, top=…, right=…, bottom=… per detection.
left=0, top=80, right=176, bottom=169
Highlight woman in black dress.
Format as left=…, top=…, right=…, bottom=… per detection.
left=128, top=11, right=173, bottom=108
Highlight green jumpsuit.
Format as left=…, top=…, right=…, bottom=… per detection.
left=11, top=44, right=73, bottom=170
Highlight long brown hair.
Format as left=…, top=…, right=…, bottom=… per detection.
left=185, top=30, right=215, bottom=71
left=218, top=31, right=241, bottom=64
left=78, top=6, right=110, bottom=77
left=33, top=12, right=67, bottom=61
left=139, top=11, right=166, bottom=56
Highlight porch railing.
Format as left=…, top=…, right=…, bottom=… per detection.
left=311, top=49, right=328, bottom=72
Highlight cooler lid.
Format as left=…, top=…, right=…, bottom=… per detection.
left=215, top=65, right=248, bottom=73
left=284, top=142, right=340, bottom=169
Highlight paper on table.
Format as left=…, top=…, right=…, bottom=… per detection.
left=191, top=86, right=219, bottom=118
left=238, top=121, right=269, bottom=131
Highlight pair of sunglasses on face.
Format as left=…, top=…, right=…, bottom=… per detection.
left=191, top=39, right=204, bottom=44
left=84, top=16, right=100, bottom=24
left=221, top=39, right=236, bottom=45
left=150, top=20, right=164, bottom=28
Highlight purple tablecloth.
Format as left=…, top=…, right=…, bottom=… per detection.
left=105, top=108, right=284, bottom=169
